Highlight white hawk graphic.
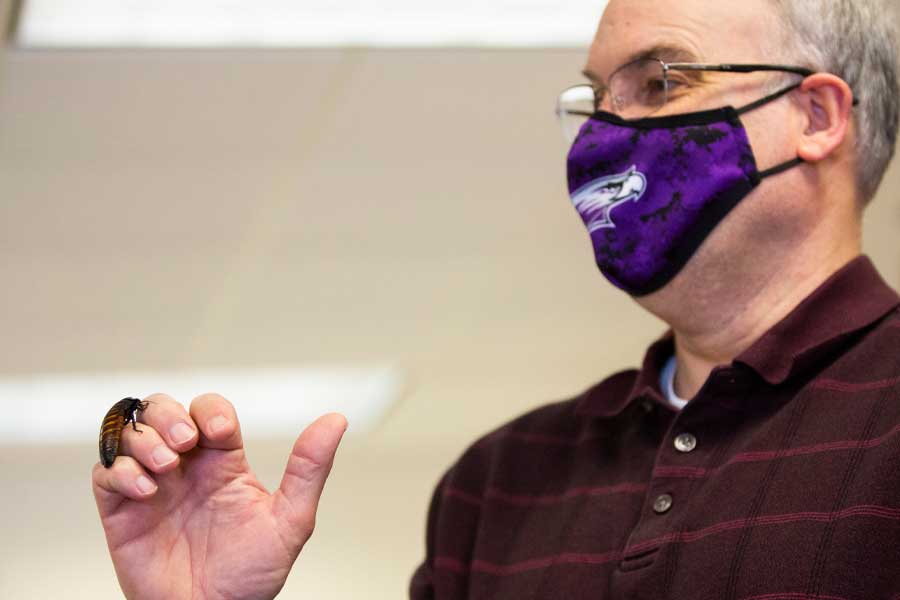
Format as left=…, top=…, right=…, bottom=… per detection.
left=570, top=166, right=647, bottom=232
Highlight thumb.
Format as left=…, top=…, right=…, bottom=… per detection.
left=273, top=412, right=348, bottom=542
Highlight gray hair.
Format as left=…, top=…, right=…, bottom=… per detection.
left=769, top=0, right=900, bottom=202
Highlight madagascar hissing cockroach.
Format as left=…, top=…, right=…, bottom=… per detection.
left=99, top=397, right=150, bottom=468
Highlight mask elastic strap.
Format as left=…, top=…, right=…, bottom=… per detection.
left=735, top=83, right=803, bottom=116
left=736, top=83, right=806, bottom=179
left=759, top=157, right=804, bottom=179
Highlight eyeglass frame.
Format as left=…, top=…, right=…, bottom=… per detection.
left=557, top=59, right=858, bottom=121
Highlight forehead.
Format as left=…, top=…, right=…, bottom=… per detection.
left=584, top=0, right=779, bottom=81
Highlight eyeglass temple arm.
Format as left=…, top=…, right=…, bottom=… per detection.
left=665, top=63, right=814, bottom=76
left=665, top=63, right=859, bottom=105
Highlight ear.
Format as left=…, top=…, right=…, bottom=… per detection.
left=794, top=73, right=855, bottom=163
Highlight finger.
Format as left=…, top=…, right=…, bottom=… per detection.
left=119, top=422, right=180, bottom=474
left=92, top=456, right=158, bottom=516
left=189, top=393, right=243, bottom=450
left=139, top=393, right=200, bottom=452
left=273, top=413, right=348, bottom=538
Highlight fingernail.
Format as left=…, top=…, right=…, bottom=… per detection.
left=208, top=415, right=229, bottom=434
left=151, top=444, right=178, bottom=467
left=136, top=475, right=157, bottom=495
left=170, top=422, right=195, bottom=444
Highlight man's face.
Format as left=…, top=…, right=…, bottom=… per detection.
left=580, top=0, right=816, bottom=305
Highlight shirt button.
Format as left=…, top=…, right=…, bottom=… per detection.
left=674, top=433, right=697, bottom=453
left=653, top=493, right=673, bottom=514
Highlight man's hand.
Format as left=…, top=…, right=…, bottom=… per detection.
left=91, top=392, right=348, bottom=600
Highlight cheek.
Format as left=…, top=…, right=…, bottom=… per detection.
left=741, top=108, right=797, bottom=171
left=741, top=104, right=803, bottom=169
left=732, top=169, right=819, bottom=249
left=738, top=105, right=821, bottom=237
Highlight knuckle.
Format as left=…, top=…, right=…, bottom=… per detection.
left=144, top=392, right=176, bottom=405
left=91, top=461, right=106, bottom=478
left=106, top=466, right=133, bottom=490
left=109, top=453, right=129, bottom=467
left=140, top=395, right=183, bottom=421
left=306, top=515, right=317, bottom=536
left=209, top=392, right=230, bottom=405
left=110, top=454, right=140, bottom=475
left=286, top=453, right=325, bottom=483
left=193, top=392, right=233, bottom=412
left=278, top=496, right=316, bottom=538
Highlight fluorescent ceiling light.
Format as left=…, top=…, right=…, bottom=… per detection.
left=17, top=0, right=606, bottom=47
left=2, top=365, right=403, bottom=444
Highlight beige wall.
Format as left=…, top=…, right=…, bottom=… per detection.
left=1, top=41, right=899, bottom=599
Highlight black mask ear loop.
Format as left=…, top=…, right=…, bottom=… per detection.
left=735, top=83, right=805, bottom=178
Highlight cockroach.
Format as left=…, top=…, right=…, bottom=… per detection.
left=99, top=397, right=150, bottom=468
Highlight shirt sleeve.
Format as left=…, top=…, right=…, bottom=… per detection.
left=408, top=468, right=452, bottom=600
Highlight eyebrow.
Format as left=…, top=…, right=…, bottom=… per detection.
left=581, top=44, right=701, bottom=85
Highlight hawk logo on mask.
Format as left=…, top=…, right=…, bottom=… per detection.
left=569, top=166, right=647, bottom=232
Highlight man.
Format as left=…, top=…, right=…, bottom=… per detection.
left=92, top=0, right=900, bottom=598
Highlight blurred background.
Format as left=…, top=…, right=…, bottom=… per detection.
left=1, top=1, right=899, bottom=598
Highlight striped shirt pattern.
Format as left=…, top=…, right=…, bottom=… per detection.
left=409, top=255, right=900, bottom=599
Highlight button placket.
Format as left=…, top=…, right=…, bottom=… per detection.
left=651, top=426, right=697, bottom=517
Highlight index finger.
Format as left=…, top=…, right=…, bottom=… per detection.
left=138, top=393, right=200, bottom=453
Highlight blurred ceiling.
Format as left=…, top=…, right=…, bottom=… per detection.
left=14, top=0, right=608, bottom=47
left=1, top=47, right=899, bottom=451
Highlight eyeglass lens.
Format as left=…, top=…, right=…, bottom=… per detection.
left=556, top=58, right=673, bottom=143
left=609, top=58, right=671, bottom=118
left=555, top=85, right=595, bottom=143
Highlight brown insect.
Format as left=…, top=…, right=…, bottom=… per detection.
left=99, top=397, right=150, bottom=468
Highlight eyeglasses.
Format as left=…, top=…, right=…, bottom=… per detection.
left=556, top=58, right=817, bottom=142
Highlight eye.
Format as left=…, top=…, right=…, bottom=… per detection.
left=635, top=77, right=669, bottom=106
left=663, top=76, right=689, bottom=93
left=647, top=78, right=668, bottom=92
left=639, top=75, right=691, bottom=109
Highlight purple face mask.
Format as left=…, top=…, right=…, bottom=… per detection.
left=566, top=85, right=803, bottom=296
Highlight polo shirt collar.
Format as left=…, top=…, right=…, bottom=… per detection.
left=576, top=255, right=899, bottom=418
left=735, top=254, right=899, bottom=385
left=575, top=331, right=674, bottom=418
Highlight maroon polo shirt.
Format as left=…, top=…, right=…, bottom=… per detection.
left=409, top=255, right=900, bottom=600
